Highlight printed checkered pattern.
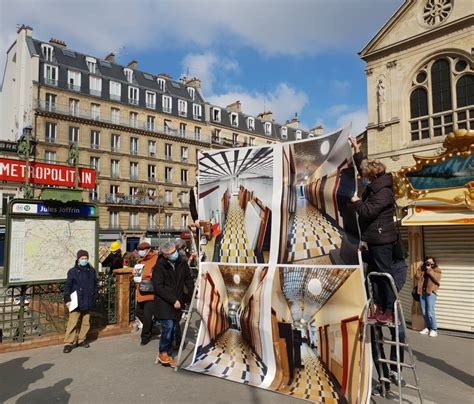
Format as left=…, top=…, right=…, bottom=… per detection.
left=188, top=329, right=267, bottom=386
left=280, top=345, right=340, bottom=403
left=287, top=199, right=342, bottom=262
left=219, top=197, right=257, bottom=264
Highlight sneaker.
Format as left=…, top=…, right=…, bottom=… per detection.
left=429, top=330, right=438, bottom=337
left=389, top=370, right=406, bottom=387
left=371, top=383, right=391, bottom=397
left=63, top=345, right=73, bottom=353
left=77, top=341, right=90, bottom=348
left=158, top=352, right=177, bottom=368
left=419, top=328, right=429, bottom=335
left=376, top=310, right=395, bottom=324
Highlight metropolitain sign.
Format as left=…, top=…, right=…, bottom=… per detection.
left=0, top=158, right=96, bottom=188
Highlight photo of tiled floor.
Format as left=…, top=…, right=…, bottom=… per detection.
left=287, top=199, right=342, bottom=263
left=279, top=344, right=340, bottom=403
left=219, top=197, right=257, bottom=264
left=187, top=329, right=267, bottom=386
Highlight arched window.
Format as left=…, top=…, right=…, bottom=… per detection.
left=409, top=56, right=473, bottom=142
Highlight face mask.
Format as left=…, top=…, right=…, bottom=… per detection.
left=138, top=250, right=147, bottom=258
left=362, top=178, right=371, bottom=186
left=169, top=251, right=179, bottom=262
left=79, top=259, right=89, bottom=267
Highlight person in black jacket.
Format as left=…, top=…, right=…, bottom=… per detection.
left=63, top=250, right=97, bottom=353
left=349, top=137, right=398, bottom=323
left=152, top=242, right=194, bottom=368
left=101, top=241, right=123, bottom=272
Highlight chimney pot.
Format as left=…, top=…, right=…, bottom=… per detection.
left=185, top=77, right=201, bottom=90
left=258, top=111, right=273, bottom=121
left=128, top=60, right=138, bottom=69
left=49, top=38, right=66, bottom=48
left=310, top=125, right=324, bottom=136
left=105, top=52, right=115, bottom=63
left=226, top=101, right=241, bottom=113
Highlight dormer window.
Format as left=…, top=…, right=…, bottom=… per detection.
left=86, top=57, right=97, bottom=74
left=247, top=117, right=255, bottom=131
left=230, top=112, right=239, bottom=127
left=296, top=130, right=302, bottom=140
left=128, top=86, right=139, bottom=105
left=124, top=68, right=134, bottom=83
left=41, top=44, right=54, bottom=62
left=187, top=87, right=195, bottom=100
left=212, top=107, right=221, bottom=122
left=178, top=99, right=187, bottom=117
left=158, top=78, right=166, bottom=92
left=264, top=122, right=272, bottom=135
left=281, top=127, right=288, bottom=139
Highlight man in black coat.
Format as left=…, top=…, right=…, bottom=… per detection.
left=152, top=242, right=194, bottom=368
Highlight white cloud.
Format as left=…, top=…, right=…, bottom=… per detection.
left=335, top=108, right=368, bottom=135
left=208, top=83, right=309, bottom=123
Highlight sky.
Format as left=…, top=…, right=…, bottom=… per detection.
left=0, top=0, right=403, bottom=135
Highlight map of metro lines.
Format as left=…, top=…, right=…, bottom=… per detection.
left=8, top=218, right=96, bottom=284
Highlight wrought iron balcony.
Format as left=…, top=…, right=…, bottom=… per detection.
left=68, top=83, right=80, bottom=92
left=45, top=78, right=58, bottom=86
left=105, top=193, right=165, bottom=207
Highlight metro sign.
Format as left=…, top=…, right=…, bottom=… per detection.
left=0, top=158, right=96, bottom=189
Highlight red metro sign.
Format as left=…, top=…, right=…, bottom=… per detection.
left=0, top=158, right=96, bottom=189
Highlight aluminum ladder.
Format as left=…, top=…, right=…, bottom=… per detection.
left=358, top=272, right=423, bottom=404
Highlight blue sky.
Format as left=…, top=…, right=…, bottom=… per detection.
left=1, top=0, right=403, bottom=134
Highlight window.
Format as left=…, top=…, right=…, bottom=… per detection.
left=193, top=104, right=202, bottom=120
left=178, top=99, right=187, bottom=117
left=69, top=127, right=79, bottom=145
left=165, top=167, right=172, bottom=183
left=148, top=188, right=156, bottom=197
left=111, top=107, right=120, bottom=124
left=165, top=190, right=173, bottom=203
left=90, top=156, right=100, bottom=173
left=181, top=169, right=188, bottom=185
left=162, top=95, right=172, bottom=113
left=212, top=107, right=221, bottom=122
left=181, top=214, right=188, bottom=229
left=130, top=186, right=139, bottom=196
left=129, top=212, right=139, bottom=229
left=128, top=86, right=139, bottom=105
left=247, top=117, right=255, bottom=131
left=109, top=212, right=120, bottom=228
left=45, top=93, right=56, bottom=112
left=146, top=91, right=156, bottom=109
left=296, top=130, right=302, bottom=140
left=89, top=76, right=102, bottom=96
left=69, top=98, right=79, bottom=116
left=147, top=115, right=155, bottom=131
left=91, top=103, right=100, bottom=120
left=264, top=122, right=272, bottom=135
left=90, top=130, right=100, bottom=149
left=181, top=146, right=188, bottom=162
left=148, top=140, right=156, bottom=156
left=230, top=112, right=238, bottom=127
left=409, top=56, right=474, bottom=141
left=164, top=119, right=173, bottom=135
left=179, top=191, right=190, bottom=206
left=148, top=213, right=156, bottom=229
left=110, top=184, right=120, bottom=195
left=89, top=186, right=99, bottom=202
left=67, top=70, right=81, bottom=91
left=41, top=44, right=54, bottom=62
left=179, top=122, right=186, bottom=137
left=165, top=143, right=172, bottom=160
left=232, top=133, right=239, bottom=145
left=130, top=137, right=138, bottom=155
left=187, top=87, right=195, bottom=100
left=86, top=57, right=97, bottom=74
left=124, top=68, right=133, bottom=83
left=44, top=151, right=56, bottom=163
left=157, top=78, right=166, bottom=91
left=148, top=164, right=156, bottom=181
left=109, top=81, right=121, bottom=101
left=44, top=65, right=58, bottom=86
left=130, top=162, right=139, bottom=180
left=194, top=126, right=201, bottom=140
left=111, top=160, right=120, bottom=177
left=213, top=129, right=221, bottom=143
left=111, top=134, right=120, bottom=152
left=249, top=137, right=255, bottom=146
left=280, top=126, right=288, bottom=139
left=45, top=122, right=56, bottom=143
left=165, top=214, right=172, bottom=229
left=129, top=112, right=138, bottom=128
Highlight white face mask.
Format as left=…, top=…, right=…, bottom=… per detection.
left=138, top=249, right=148, bottom=257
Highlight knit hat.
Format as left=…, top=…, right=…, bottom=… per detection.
left=137, top=241, right=151, bottom=250
left=77, top=249, right=89, bottom=260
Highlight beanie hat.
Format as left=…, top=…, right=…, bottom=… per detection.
left=77, top=249, right=89, bottom=260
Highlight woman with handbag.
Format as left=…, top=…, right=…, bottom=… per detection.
left=415, top=257, right=442, bottom=337
left=133, top=241, right=158, bottom=345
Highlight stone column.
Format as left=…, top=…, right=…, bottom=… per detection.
left=113, top=267, right=134, bottom=329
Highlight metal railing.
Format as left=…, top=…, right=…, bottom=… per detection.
left=105, top=193, right=165, bottom=206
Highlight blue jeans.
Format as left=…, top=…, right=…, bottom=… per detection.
left=419, top=293, right=437, bottom=331
left=159, top=319, right=176, bottom=355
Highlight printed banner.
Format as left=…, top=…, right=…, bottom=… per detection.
left=188, top=128, right=371, bottom=403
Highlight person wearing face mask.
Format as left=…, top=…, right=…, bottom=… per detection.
left=133, top=241, right=158, bottom=346
left=152, top=242, right=194, bottom=367
left=63, top=250, right=97, bottom=353
left=101, top=241, right=124, bottom=272
left=415, top=256, right=442, bottom=337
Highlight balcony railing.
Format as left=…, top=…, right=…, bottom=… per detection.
left=45, top=137, right=56, bottom=143
left=110, top=94, right=121, bottom=101
left=45, top=78, right=58, bottom=86
left=148, top=176, right=156, bottom=182
left=163, top=107, right=172, bottom=114
left=129, top=98, right=139, bottom=106
left=105, top=193, right=165, bottom=206
left=146, top=103, right=156, bottom=109
left=111, top=146, right=120, bottom=153
left=45, top=102, right=56, bottom=112
left=68, top=83, right=81, bottom=92
left=130, top=174, right=139, bottom=180
left=91, top=143, right=100, bottom=149
left=130, top=149, right=138, bottom=156
left=90, top=89, right=102, bottom=97
left=35, top=101, right=212, bottom=143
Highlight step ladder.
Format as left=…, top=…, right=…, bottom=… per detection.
left=358, top=272, right=423, bottom=404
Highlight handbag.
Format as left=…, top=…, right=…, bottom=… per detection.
left=411, top=286, right=420, bottom=302
left=139, top=279, right=154, bottom=294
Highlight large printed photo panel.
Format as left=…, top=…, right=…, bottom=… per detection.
left=198, top=146, right=274, bottom=264
left=270, top=265, right=370, bottom=403
left=278, top=128, right=360, bottom=265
